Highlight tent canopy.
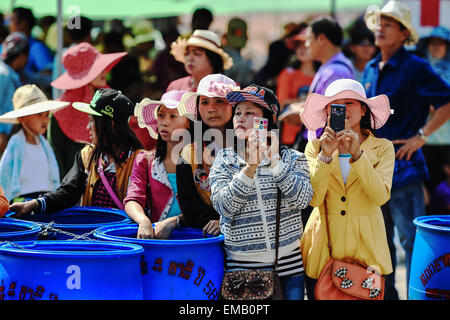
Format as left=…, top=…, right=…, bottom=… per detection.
left=1, top=0, right=383, bottom=19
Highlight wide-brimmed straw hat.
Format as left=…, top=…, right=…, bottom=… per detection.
left=364, top=0, right=419, bottom=45
left=0, top=84, right=69, bottom=124
left=177, top=73, right=239, bottom=121
left=134, top=90, right=187, bottom=139
left=170, top=30, right=233, bottom=70
left=300, top=78, right=392, bottom=133
left=51, top=42, right=127, bottom=90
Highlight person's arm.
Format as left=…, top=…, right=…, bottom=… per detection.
left=393, top=102, right=450, bottom=160
left=9, top=151, right=86, bottom=216
left=123, top=152, right=154, bottom=239
left=0, top=186, right=9, bottom=217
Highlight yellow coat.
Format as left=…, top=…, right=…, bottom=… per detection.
left=300, top=134, right=394, bottom=279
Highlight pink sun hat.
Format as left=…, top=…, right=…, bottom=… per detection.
left=177, top=73, right=240, bottom=121
left=51, top=42, right=127, bottom=90
left=301, top=78, right=393, bottom=138
left=134, top=90, right=187, bottom=139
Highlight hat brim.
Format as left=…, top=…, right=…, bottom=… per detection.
left=170, top=37, right=233, bottom=70
left=51, top=52, right=127, bottom=90
left=364, top=11, right=419, bottom=45
left=278, top=102, right=305, bottom=122
left=134, top=98, right=163, bottom=139
left=72, top=102, right=103, bottom=117
left=0, top=101, right=70, bottom=124
left=226, top=91, right=272, bottom=112
left=300, top=90, right=391, bottom=132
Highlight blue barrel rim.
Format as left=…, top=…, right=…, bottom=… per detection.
left=0, top=218, right=42, bottom=239
left=413, top=215, right=450, bottom=234
left=94, top=223, right=225, bottom=246
left=6, top=206, right=132, bottom=230
left=0, top=240, right=144, bottom=258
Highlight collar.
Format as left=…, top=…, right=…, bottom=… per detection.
left=371, top=47, right=407, bottom=69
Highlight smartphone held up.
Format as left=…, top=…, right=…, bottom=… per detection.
left=253, top=116, right=268, bottom=142
left=330, top=104, right=346, bottom=133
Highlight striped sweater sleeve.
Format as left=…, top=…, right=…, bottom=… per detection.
left=209, top=150, right=256, bottom=221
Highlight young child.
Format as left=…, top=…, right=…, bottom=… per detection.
left=0, top=84, right=69, bottom=202
left=124, top=90, right=191, bottom=239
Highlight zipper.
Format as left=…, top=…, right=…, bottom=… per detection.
left=254, top=168, right=272, bottom=256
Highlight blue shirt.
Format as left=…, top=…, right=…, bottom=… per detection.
left=0, top=61, right=22, bottom=135
left=362, top=47, right=450, bottom=189
left=166, top=173, right=181, bottom=218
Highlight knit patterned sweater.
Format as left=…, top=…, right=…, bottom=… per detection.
left=209, top=146, right=313, bottom=263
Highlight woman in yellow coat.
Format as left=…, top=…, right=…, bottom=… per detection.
left=299, top=79, right=395, bottom=300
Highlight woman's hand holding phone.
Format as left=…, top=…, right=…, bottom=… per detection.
left=320, top=116, right=340, bottom=157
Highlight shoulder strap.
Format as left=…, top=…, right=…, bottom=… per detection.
left=274, top=187, right=282, bottom=270
left=97, top=157, right=124, bottom=210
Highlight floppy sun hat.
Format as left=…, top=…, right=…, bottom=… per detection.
left=364, top=0, right=419, bottom=46
left=170, top=29, right=233, bottom=70
left=0, top=84, right=69, bottom=124
left=51, top=42, right=127, bottom=90
left=226, top=84, right=281, bottom=118
left=300, top=78, right=392, bottom=135
left=177, top=73, right=239, bottom=121
left=134, top=90, right=187, bottom=139
left=72, top=88, right=134, bottom=123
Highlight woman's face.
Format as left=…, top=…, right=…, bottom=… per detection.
left=184, top=46, right=213, bottom=77
left=326, top=98, right=366, bottom=130
left=350, top=42, right=376, bottom=63
left=90, top=70, right=108, bottom=88
left=233, top=101, right=264, bottom=139
left=427, top=37, right=447, bottom=60
left=294, top=41, right=310, bottom=62
left=19, top=111, right=50, bottom=137
left=156, top=105, right=190, bottom=142
left=198, top=96, right=233, bottom=131
left=87, top=115, right=98, bottom=145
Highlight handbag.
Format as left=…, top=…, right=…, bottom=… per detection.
left=97, top=158, right=124, bottom=210
left=314, top=201, right=385, bottom=300
left=221, top=188, right=283, bottom=300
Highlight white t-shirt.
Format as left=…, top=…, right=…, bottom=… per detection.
left=19, top=141, right=54, bottom=196
left=339, top=154, right=352, bottom=184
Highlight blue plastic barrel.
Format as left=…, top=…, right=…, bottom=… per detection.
left=409, top=215, right=450, bottom=300
left=6, top=206, right=132, bottom=240
left=0, top=219, right=41, bottom=241
left=94, top=224, right=225, bottom=300
left=0, top=240, right=144, bottom=300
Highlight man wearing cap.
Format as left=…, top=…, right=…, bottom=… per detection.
left=362, top=0, right=450, bottom=299
left=0, top=32, right=29, bottom=154
left=223, top=17, right=253, bottom=87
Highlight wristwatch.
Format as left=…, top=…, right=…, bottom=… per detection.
left=418, top=128, right=428, bottom=141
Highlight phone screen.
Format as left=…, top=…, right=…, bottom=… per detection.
left=330, top=104, right=346, bottom=132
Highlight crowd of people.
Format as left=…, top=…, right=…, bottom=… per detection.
left=0, top=1, right=449, bottom=300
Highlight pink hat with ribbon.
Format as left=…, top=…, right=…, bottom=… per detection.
left=177, top=73, right=240, bottom=121
left=135, top=90, right=187, bottom=139
left=301, top=78, right=392, bottom=139
left=51, top=42, right=127, bottom=90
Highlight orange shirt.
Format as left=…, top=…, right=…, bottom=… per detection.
left=276, top=67, right=314, bottom=145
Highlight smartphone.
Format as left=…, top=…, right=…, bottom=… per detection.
left=253, top=116, right=268, bottom=142
left=330, top=104, right=346, bottom=133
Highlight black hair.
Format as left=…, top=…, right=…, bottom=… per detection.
left=88, top=116, right=143, bottom=168
left=154, top=135, right=167, bottom=162
left=66, top=16, right=92, bottom=42
left=205, top=49, right=224, bottom=73
left=192, top=7, right=213, bottom=30
left=310, top=17, right=343, bottom=47
left=12, top=7, right=35, bottom=32
left=359, top=102, right=377, bottom=136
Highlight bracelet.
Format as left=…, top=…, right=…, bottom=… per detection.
left=318, top=153, right=332, bottom=164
